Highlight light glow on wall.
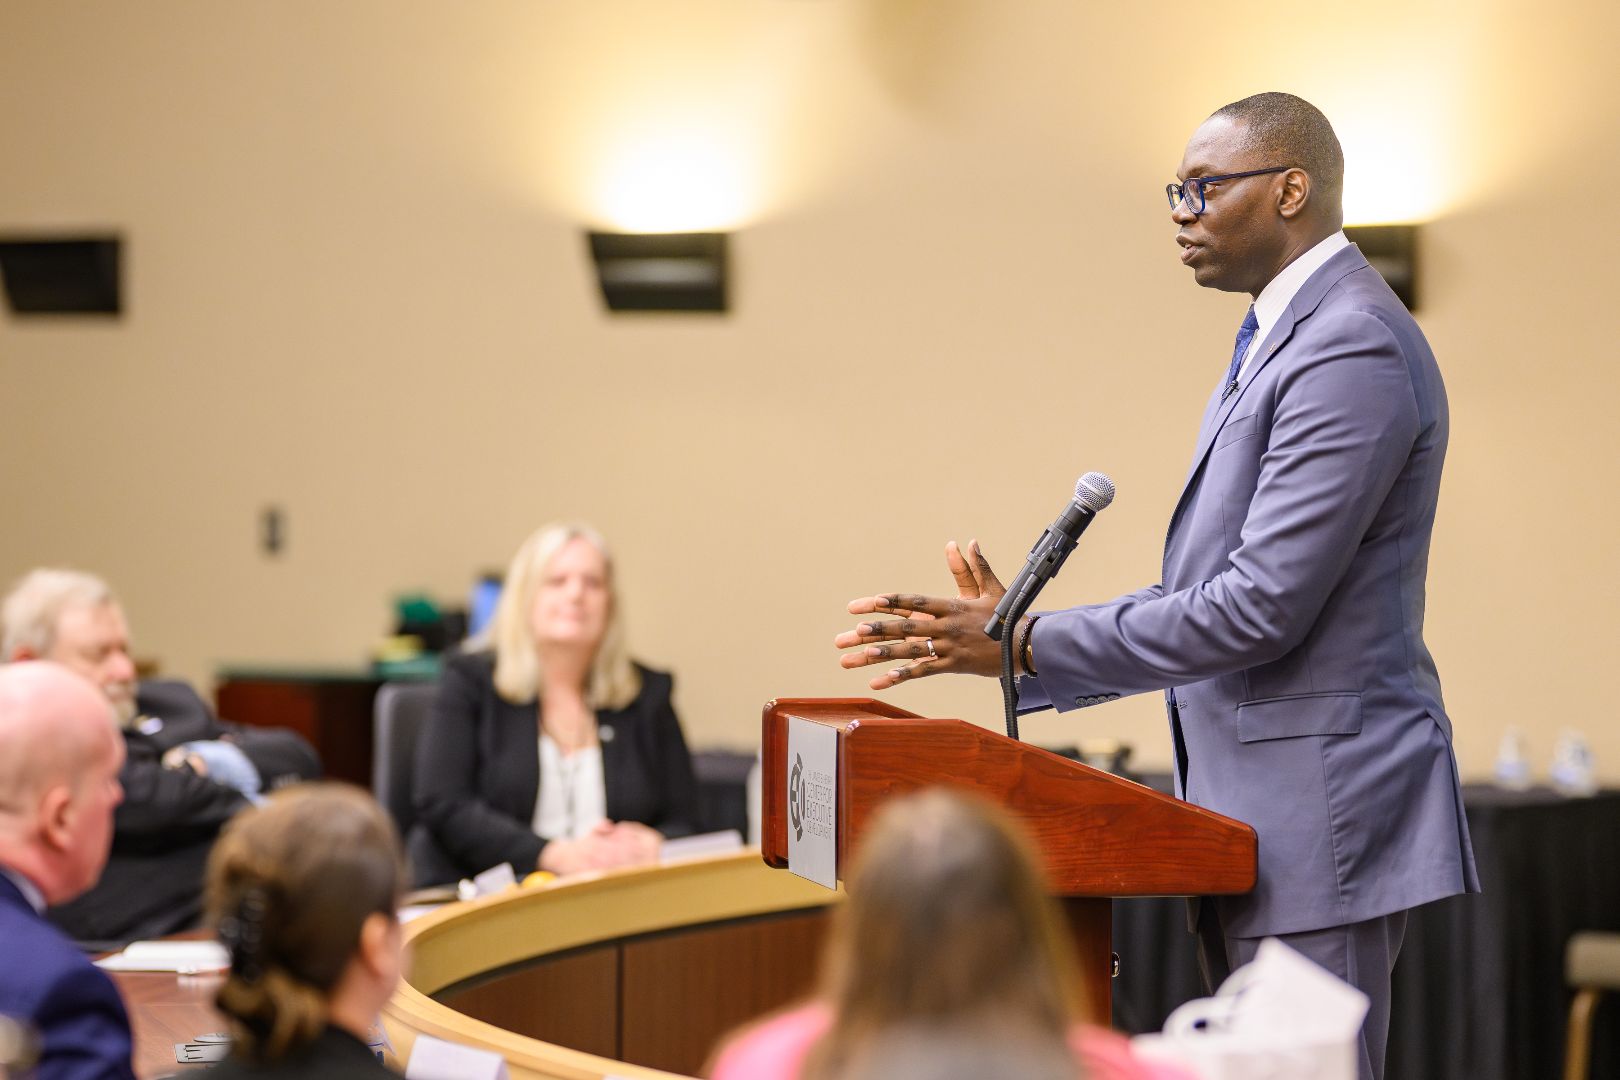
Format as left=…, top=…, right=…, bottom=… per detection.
left=1330, top=86, right=1461, bottom=227
left=1337, top=121, right=1454, bottom=226
left=592, top=123, right=760, bottom=233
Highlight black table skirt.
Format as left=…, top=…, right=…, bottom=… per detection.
left=1112, top=781, right=1620, bottom=1080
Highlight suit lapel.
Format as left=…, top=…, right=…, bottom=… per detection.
left=1182, top=310, right=1298, bottom=482
left=1166, top=246, right=1372, bottom=541
left=501, top=694, right=542, bottom=817
left=598, top=700, right=625, bottom=821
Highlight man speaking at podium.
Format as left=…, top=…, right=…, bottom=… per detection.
left=834, top=93, right=1478, bottom=1080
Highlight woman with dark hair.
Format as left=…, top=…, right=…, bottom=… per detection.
left=709, top=788, right=1190, bottom=1080
left=204, top=783, right=406, bottom=1078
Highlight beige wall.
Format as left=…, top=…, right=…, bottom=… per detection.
left=1, top=1, right=1615, bottom=781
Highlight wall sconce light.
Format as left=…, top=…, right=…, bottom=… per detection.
left=1345, top=225, right=1418, bottom=311
left=587, top=231, right=728, bottom=313
left=0, top=235, right=122, bottom=316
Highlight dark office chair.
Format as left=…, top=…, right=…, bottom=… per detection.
left=371, top=681, right=438, bottom=838
left=690, top=749, right=755, bottom=838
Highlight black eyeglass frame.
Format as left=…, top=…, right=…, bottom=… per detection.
left=1166, top=166, right=1292, bottom=215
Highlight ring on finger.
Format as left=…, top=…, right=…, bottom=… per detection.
left=924, top=639, right=938, bottom=659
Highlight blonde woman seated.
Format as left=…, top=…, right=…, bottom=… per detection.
left=410, top=523, right=699, bottom=887
left=709, top=789, right=1193, bottom=1080
left=206, top=784, right=405, bottom=1078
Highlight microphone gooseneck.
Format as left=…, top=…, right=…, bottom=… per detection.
left=992, top=472, right=1115, bottom=740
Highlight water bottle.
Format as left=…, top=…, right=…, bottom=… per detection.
left=1549, top=729, right=1598, bottom=797
left=1493, top=726, right=1533, bottom=790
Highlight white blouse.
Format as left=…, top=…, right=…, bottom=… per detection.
left=532, top=734, right=607, bottom=841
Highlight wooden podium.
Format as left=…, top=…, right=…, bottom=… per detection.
left=761, top=698, right=1257, bottom=1022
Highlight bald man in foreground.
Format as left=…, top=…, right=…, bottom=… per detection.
left=0, top=662, right=135, bottom=1080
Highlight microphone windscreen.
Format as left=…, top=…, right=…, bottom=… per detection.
left=1074, top=472, right=1116, bottom=512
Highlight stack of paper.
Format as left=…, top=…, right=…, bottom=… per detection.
left=95, top=940, right=229, bottom=973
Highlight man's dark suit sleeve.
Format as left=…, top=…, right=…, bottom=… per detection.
left=136, top=680, right=321, bottom=788
left=112, top=749, right=247, bottom=844
left=412, top=656, right=545, bottom=876
left=222, top=726, right=321, bottom=789
left=35, top=964, right=136, bottom=1080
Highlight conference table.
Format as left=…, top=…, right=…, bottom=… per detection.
left=108, top=939, right=223, bottom=1077
left=115, top=853, right=837, bottom=1079
left=386, top=852, right=836, bottom=1079
left=115, top=784, right=1620, bottom=1080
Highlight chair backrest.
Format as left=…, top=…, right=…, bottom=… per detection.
left=690, top=749, right=756, bottom=838
left=372, top=681, right=438, bottom=838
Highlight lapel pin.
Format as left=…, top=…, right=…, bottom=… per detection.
left=599, top=724, right=615, bottom=743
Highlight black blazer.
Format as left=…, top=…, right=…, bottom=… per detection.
left=409, top=650, right=699, bottom=885
left=49, top=680, right=321, bottom=947
left=208, top=1026, right=394, bottom=1079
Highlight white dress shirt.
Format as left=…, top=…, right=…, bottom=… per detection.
left=1237, top=230, right=1351, bottom=382
left=532, top=735, right=608, bottom=841
left=0, top=864, right=46, bottom=914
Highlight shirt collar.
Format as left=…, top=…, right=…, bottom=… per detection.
left=1250, top=230, right=1351, bottom=346
left=0, top=865, right=47, bottom=915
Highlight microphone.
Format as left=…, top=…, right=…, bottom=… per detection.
left=983, top=471, right=1116, bottom=640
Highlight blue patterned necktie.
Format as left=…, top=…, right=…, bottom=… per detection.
left=1223, top=305, right=1259, bottom=399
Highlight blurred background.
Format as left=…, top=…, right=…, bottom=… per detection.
left=1, top=0, right=1614, bottom=779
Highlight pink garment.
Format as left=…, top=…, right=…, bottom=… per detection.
left=709, top=1002, right=832, bottom=1080
left=708, top=1003, right=1194, bottom=1080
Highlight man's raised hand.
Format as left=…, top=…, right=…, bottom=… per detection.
left=834, top=540, right=1010, bottom=689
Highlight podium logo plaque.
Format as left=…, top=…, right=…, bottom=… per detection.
left=786, top=716, right=837, bottom=889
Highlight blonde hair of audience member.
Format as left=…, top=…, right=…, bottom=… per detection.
left=205, top=784, right=407, bottom=1063
left=486, top=522, right=639, bottom=711
left=801, top=789, right=1085, bottom=1080
left=0, top=569, right=139, bottom=726
left=0, top=662, right=125, bottom=906
left=835, top=1024, right=1079, bottom=1080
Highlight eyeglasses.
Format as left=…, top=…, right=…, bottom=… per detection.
left=1166, top=166, right=1290, bottom=216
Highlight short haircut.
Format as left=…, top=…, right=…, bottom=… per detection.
left=0, top=569, right=118, bottom=660
left=1211, top=92, right=1344, bottom=213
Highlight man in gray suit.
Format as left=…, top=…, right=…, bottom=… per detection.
left=834, top=92, right=1478, bottom=1080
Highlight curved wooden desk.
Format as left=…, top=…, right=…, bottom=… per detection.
left=384, top=852, right=840, bottom=1079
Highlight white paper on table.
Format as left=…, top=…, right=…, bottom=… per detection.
left=404, top=1034, right=508, bottom=1080
left=660, top=830, right=744, bottom=864
left=397, top=903, right=446, bottom=924
left=95, top=940, right=229, bottom=973
left=459, top=861, right=518, bottom=901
